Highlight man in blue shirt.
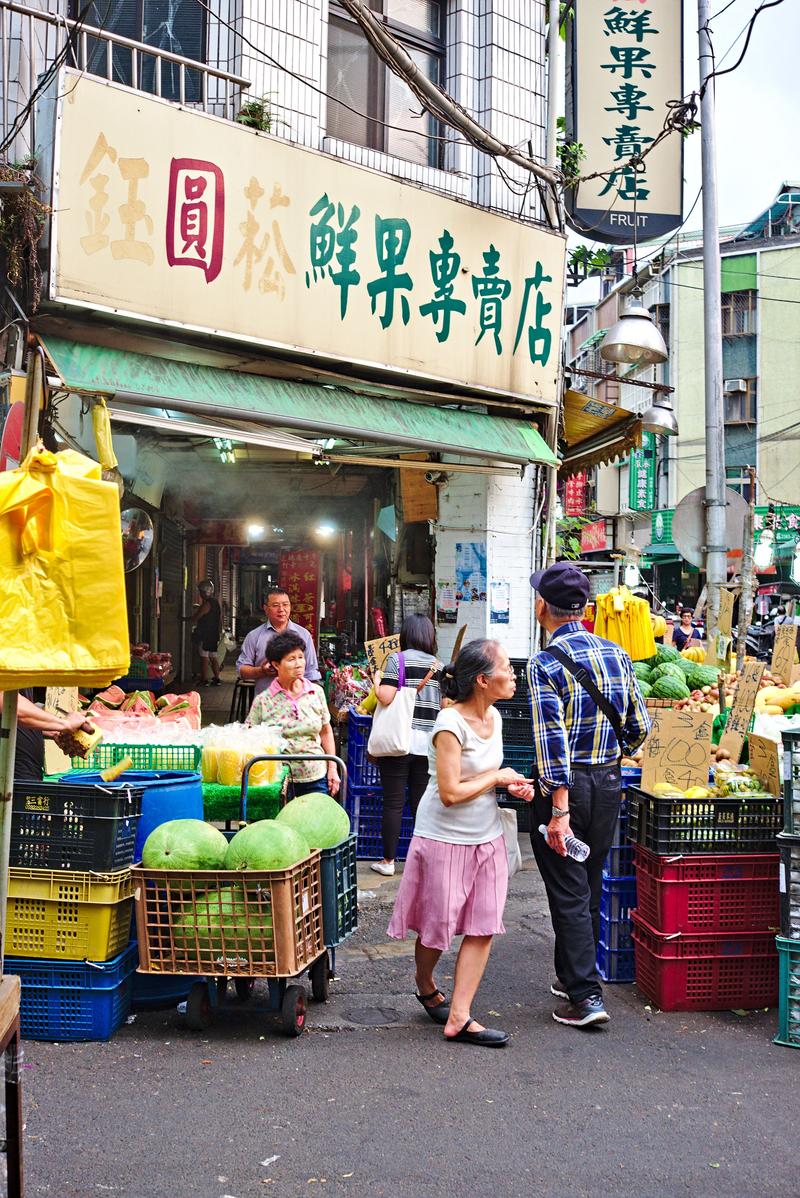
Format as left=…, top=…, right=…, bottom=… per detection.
left=237, top=589, right=321, bottom=699
left=527, top=563, right=650, bottom=1030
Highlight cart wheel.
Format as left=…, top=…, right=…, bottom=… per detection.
left=280, top=985, right=307, bottom=1037
left=235, top=977, right=256, bottom=1003
left=310, top=952, right=331, bottom=1003
left=185, top=982, right=213, bottom=1032
left=215, top=978, right=229, bottom=1002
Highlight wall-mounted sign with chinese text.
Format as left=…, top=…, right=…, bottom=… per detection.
left=564, top=471, right=587, bottom=517
left=279, top=549, right=321, bottom=636
left=628, top=431, right=656, bottom=511
left=49, top=71, right=566, bottom=405
left=566, top=2, right=683, bottom=243
left=581, top=518, right=607, bottom=554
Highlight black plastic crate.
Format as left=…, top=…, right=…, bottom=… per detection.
left=500, top=710, right=533, bottom=745
left=779, top=832, right=800, bottom=940
left=11, top=780, right=143, bottom=871
left=628, top=786, right=784, bottom=855
left=320, top=834, right=358, bottom=947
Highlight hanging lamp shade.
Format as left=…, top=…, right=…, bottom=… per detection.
left=641, top=393, right=679, bottom=437
left=600, top=289, right=668, bottom=366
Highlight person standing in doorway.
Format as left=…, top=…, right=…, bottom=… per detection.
left=370, top=615, right=442, bottom=878
left=237, top=589, right=321, bottom=701
left=192, top=580, right=222, bottom=686
left=527, top=563, right=650, bottom=1029
left=671, top=609, right=702, bottom=652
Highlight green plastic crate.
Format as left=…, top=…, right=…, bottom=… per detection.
left=70, top=743, right=201, bottom=772
left=775, top=935, right=800, bottom=1050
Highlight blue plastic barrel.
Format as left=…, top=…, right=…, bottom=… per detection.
left=60, top=770, right=203, bottom=858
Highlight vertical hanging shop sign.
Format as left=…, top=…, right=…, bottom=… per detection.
left=564, top=471, right=587, bottom=517
left=279, top=549, right=321, bottom=636
left=628, top=432, right=656, bottom=511
left=566, top=2, right=683, bottom=244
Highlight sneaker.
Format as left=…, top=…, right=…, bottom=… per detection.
left=370, top=860, right=395, bottom=877
left=550, top=979, right=569, bottom=1000
left=211, top=678, right=221, bottom=686
left=552, top=995, right=610, bottom=1029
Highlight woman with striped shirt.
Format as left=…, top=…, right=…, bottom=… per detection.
left=370, top=615, right=442, bottom=877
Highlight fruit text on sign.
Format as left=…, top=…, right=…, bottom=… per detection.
left=772, top=623, right=798, bottom=685
left=719, top=660, right=765, bottom=761
left=747, top=734, right=781, bottom=797
left=640, top=707, right=712, bottom=793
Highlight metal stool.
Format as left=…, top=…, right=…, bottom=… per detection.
left=228, top=678, right=255, bottom=723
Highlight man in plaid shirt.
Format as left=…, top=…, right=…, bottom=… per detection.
left=527, top=563, right=650, bottom=1029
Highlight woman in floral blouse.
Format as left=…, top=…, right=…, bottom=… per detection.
left=248, top=631, right=339, bottom=797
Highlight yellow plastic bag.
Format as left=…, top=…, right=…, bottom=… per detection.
left=0, top=446, right=130, bottom=687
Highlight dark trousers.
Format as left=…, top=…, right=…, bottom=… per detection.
left=530, top=763, right=622, bottom=1004
left=377, top=753, right=430, bottom=860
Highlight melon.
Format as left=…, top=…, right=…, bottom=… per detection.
left=141, top=819, right=228, bottom=870
left=224, top=820, right=309, bottom=871
left=173, top=885, right=273, bottom=956
left=276, top=793, right=351, bottom=849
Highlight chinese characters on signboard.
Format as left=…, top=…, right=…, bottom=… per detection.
left=53, top=72, right=566, bottom=405
left=580, top=519, right=608, bottom=554
left=278, top=549, right=321, bottom=636
left=564, top=471, right=587, bottom=517
left=566, top=2, right=683, bottom=243
left=628, top=431, right=656, bottom=512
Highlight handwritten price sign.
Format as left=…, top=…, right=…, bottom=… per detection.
left=364, top=635, right=401, bottom=677
left=772, top=623, right=798, bottom=685
left=718, top=660, right=765, bottom=762
left=747, top=733, right=781, bottom=797
left=641, top=708, right=713, bottom=793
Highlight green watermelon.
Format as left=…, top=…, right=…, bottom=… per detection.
left=173, top=885, right=273, bottom=956
left=655, top=645, right=683, bottom=665
left=652, top=674, right=691, bottom=700
left=686, top=664, right=722, bottom=690
left=141, top=819, right=228, bottom=870
left=632, top=662, right=652, bottom=683
left=638, top=681, right=653, bottom=699
left=224, top=820, right=309, bottom=871
left=651, top=662, right=686, bottom=682
left=275, top=793, right=351, bottom=849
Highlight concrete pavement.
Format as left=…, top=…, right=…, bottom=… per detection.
left=20, top=841, right=797, bottom=1198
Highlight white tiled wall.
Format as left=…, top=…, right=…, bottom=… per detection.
left=228, top=0, right=549, bottom=223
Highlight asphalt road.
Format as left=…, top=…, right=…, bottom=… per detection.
left=20, top=847, right=797, bottom=1198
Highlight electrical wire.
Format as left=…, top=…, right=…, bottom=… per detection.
left=700, top=0, right=787, bottom=94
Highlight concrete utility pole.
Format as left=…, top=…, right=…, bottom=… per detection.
left=698, top=0, right=728, bottom=653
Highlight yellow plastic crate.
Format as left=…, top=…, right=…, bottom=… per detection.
left=6, top=867, right=134, bottom=961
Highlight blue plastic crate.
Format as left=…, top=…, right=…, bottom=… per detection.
left=132, top=970, right=200, bottom=1011
left=604, top=786, right=636, bottom=878
left=346, top=710, right=381, bottom=789
left=599, top=876, right=637, bottom=951
left=7, top=943, right=138, bottom=1041
left=597, top=939, right=636, bottom=983
left=320, top=834, right=358, bottom=947
left=345, top=785, right=413, bottom=860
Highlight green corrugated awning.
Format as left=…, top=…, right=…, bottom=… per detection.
left=40, top=336, right=557, bottom=469
left=644, top=541, right=681, bottom=560
left=576, top=328, right=608, bottom=353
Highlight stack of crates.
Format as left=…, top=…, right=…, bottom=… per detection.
left=597, top=767, right=640, bottom=983
left=627, top=782, right=783, bottom=1011
left=345, top=710, right=414, bottom=860
left=4, top=777, right=143, bottom=1040
left=496, top=658, right=534, bottom=834
left=776, top=729, right=800, bottom=1050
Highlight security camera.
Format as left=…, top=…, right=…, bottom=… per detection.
left=424, top=470, right=449, bottom=486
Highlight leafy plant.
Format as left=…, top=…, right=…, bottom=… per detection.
left=235, top=95, right=275, bottom=132
left=0, top=158, right=50, bottom=311
left=555, top=116, right=585, bottom=187
left=556, top=513, right=594, bottom=561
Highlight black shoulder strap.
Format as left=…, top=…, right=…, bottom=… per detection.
left=543, top=642, right=625, bottom=753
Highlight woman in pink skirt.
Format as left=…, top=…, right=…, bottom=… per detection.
left=388, top=639, right=533, bottom=1048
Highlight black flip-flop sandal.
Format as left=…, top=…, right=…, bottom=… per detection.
left=415, top=990, right=450, bottom=1025
left=444, top=1018, right=509, bottom=1047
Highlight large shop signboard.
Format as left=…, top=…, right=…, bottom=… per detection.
left=50, top=71, right=566, bottom=405
left=566, top=1, right=683, bottom=244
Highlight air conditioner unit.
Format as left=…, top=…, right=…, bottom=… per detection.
left=723, top=378, right=747, bottom=393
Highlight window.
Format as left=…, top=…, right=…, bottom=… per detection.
left=721, top=290, right=757, bottom=336
left=724, top=378, right=757, bottom=424
left=726, top=468, right=755, bottom=503
left=327, top=1, right=445, bottom=168
left=74, top=0, right=206, bottom=103
left=650, top=303, right=670, bottom=346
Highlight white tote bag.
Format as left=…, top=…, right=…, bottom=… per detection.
left=499, top=807, right=522, bottom=878
left=367, top=653, right=437, bottom=758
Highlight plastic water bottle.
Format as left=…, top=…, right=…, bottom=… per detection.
left=538, top=824, right=590, bottom=862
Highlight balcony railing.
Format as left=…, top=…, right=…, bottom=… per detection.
left=0, top=0, right=250, bottom=160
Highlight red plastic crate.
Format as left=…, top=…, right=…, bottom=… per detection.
left=630, top=911, right=778, bottom=1011
left=633, top=846, right=780, bottom=934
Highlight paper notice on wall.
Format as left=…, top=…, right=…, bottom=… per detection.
left=456, top=599, right=487, bottom=644
left=436, top=582, right=457, bottom=624
left=454, top=542, right=487, bottom=603
left=490, top=581, right=510, bottom=625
